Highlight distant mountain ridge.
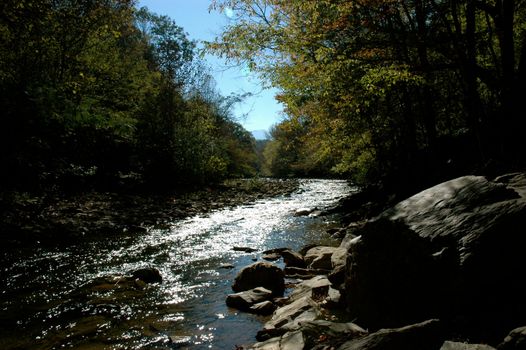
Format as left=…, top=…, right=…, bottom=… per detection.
left=251, top=129, right=269, bottom=140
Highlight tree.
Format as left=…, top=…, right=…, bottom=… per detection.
left=208, top=0, right=526, bottom=187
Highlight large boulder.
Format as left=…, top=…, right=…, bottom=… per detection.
left=498, top=326, right=526, bottom=350
left=232, top=262, right=285, bottom=296
left=344, top=173, right=526, bottom=341
left=337, top=319, right=444, bottom=350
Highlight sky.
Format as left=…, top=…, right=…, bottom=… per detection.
left=137, top=0, right=283, bottom=133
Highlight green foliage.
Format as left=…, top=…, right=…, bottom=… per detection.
left=0, top=2, right=260, bottom=192
left=209, top=0, right=526, bottom=186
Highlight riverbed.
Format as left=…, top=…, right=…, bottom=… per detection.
left=0, top=179, right=353, bottom=349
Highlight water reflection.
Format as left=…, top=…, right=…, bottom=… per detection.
left=1, top=179, right=352, bottom=349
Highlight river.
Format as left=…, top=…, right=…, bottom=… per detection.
left=0, top=179, right=353, bottom=349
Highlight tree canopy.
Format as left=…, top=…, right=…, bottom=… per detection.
left=0, top=0, right=260, bottom=192
left=208, top=0, right=526, bottom=189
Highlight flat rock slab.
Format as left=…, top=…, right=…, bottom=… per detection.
left=226, top=287, right=273, bottom=311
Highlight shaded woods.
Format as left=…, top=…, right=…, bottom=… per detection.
left=209, top=0, right=526, bottom=194
left=0, top=0, right=259, bottom=195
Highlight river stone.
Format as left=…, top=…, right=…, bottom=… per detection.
left=289, top=275, right=332, bottom=301
left=498, top=326, right=526, bottom=350
left=337, top=319, right=443, bottom=350
left=131, top=268, right=162, bottom=284
left=294, top=208, right=316, bottom=216
left=252, top=330, right=305, bottom=350
left=265, top=296, right=320, bottom=330
left=232, top=262, right=285, bottom=296
left=226, top=287, right=273, bottom=311
left=262, top=252, right=281, bottom=261
left=301, top=320, right=367, bottom=346
left=250, top=300, right=277, bottom=315
left=281, top=249, right=306, bottom=268
left=304, top=246, right=338, bottom=270
left=344, top=173, right=526, bottom=336
left=441, top=341, right=496, bottom=350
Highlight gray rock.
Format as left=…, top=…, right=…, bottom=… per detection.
left=337, top=319, right=443, bottom=350
left=226, top=287, right=273, bottom=311
left=331, top=247, right=348, bottom=270
left=281, top=249, right=306, bottom=268
left=301, top=320, right=367, bottom=343
left=498, top=326, right=526, bottom=350
left=251, top=330, right=305, bottom=350
left=250, top=300, right=277, bottom=315
left=344, top=173, right=526, bottom=333
left=441, top=341, right=496, bottom=350
left=232, top=262, right=285, bottom=296
left=263, top=253, right=282, bottom=261
left=304, top=246, right=338, bottom=270
left=289, top=276, right=332, bottom=301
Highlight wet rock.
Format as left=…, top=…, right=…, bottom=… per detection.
left=441, top=341, right=496, bottom=350
left=298, top=244, right=317, bottom=256
left=294, top=208, right=317, bottom=216
left=337, top=319, right=443, bottom=350
left=219, top=263, right=235, bottom=269
left=262, top=247, right=289, bottom=255
left=252, top=330, right=305, bottom=350
left=498, top=326, right=526, bottom=350
left=131, top=268, right=162, bottom=284
left=226, top=287, right=273, bottom=311
left=281, top=249, right=306, bottom=268
left=262, top=253, right=281, bottom=261
left=232, top=262, right=285, bottom=296
left=233, top=246, right=258, bottom=253
left=265, top=296, right=321, bottom=331
left=304, top=246, right=338, bottom=270
left=250, top=301, right=277, bottom=316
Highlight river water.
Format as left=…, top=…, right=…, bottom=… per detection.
left=0, top=179, right=353, bottom=349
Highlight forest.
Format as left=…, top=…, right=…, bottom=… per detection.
left=0, top=0, right=260, bottom=195
left=1, top=0, right=525, bottom=196
left=210, top=0, right=526, bottom=195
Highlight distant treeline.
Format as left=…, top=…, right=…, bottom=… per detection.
left=209, top=0, right=526, bottom=192
left=0, top=1, right=261, bottom=193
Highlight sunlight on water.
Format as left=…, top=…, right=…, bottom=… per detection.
left=1, top=179, right=353, bottom=349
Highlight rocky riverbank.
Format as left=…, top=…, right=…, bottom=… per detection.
left=227, top=173, right=526, bottom=349
left=0, top=178, right=299, bottom=247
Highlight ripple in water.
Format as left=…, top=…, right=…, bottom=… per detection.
left=0, top=179, right=353, bottom=349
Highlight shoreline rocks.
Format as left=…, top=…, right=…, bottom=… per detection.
left=232, top=262, right=285, bottom=296
left=230, top=173, right=526, bottom=349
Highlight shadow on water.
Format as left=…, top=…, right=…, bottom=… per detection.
left=0, top=179, right=353, bottom=349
